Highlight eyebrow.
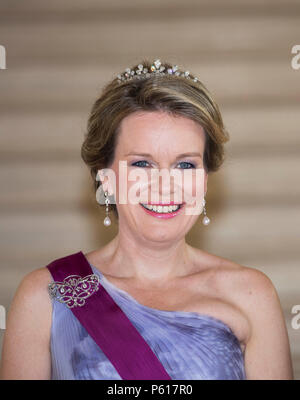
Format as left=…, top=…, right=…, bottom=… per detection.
left=124, top=152, right=202, bottom=159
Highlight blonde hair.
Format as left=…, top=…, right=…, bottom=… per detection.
left=81, top=59, right=230, bottom=220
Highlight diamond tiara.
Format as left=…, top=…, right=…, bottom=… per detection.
left=116, top=59, right=199, bottom=84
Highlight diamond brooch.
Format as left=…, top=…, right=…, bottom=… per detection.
left=48, top=274, right=101, bottom=308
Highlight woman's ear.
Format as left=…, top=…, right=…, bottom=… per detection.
left=97, top=169, right=114, bottom=196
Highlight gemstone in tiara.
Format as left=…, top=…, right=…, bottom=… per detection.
left=116, top=59, right=199, bottom=84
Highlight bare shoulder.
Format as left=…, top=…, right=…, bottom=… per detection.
left=210, top=256, right=279, bottom=307
left=9, top=266, right=54, bottom=332
left=214, top=258, right=287, bottom=340
left=12, top=267, right=53, bottom=310
left=216, top=258, right=278, bottom=301
left=0, top=267, right=53, bottom=379
left=216, top=259, right=293, bottom=378
left=4, top=266, right=53, bottom=337
left=213, top=259, right=293, bottom=379
left=19, top=266, right=53, bottom=288
left=192, top=249, right=284, bottom=340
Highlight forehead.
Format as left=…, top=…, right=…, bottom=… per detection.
left=116, top=111, right=205, bottom=152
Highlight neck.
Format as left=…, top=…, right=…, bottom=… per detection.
left=103, top=227, right=195, bottom=286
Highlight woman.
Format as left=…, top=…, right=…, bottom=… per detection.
left=0, top=59, right=294, bottom=380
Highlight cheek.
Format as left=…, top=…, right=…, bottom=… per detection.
left=182, top=169, right=205, bottom=203
left=115, top=171, right=150, bottom=206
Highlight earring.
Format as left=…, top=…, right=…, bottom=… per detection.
left=202, top=198, right=210, bottom=226
left=103, top=191, right=111, bottom=227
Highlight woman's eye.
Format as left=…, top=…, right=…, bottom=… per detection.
left=131, top=160, right=149, bottom=167
left=177, top=162, right=195, bottom=169
left=131, top=161, right=195, bottom=169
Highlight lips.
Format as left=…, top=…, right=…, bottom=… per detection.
left=145, top=201, right=182, bottom=206
left=141, top=203, right=181, bottom=211
left=139, top=202, right=184, bottom=219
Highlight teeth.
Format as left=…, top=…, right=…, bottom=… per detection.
left=141, top=204, right=181, bottom=213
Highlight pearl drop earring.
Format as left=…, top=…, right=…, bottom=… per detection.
left=103, top=191, right=111, bottom=227
left=202, top=198, right=210, bottom=226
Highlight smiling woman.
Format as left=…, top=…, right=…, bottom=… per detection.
left=0, top=59, right=293, bottom=380
left=81, top=58, right=230, bottom=221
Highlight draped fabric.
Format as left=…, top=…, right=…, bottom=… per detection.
left=49, top=263, right=246, bottom=380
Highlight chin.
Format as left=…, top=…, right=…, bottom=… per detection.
left=140, top=226, right=182, bottom=243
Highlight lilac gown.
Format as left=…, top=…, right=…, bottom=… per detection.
left=49, top=263, right=246, bottom=380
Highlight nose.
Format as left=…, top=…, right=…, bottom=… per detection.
left=150, top=168, right=180, bottom=203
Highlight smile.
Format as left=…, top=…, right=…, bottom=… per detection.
left=139, top=203, right=184, bottom=219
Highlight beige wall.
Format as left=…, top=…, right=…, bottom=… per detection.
left=0, top=0, right=299, bottom=379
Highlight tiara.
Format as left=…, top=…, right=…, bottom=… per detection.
left=116, top=59, right=199, bottom=84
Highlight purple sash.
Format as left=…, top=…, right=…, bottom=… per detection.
left=46, top=251, right=172, bottom=380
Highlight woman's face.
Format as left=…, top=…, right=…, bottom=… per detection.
left=103, top=110, right=208, bottom=243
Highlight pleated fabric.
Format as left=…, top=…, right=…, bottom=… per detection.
left=49, top=263, right=246, bottom=380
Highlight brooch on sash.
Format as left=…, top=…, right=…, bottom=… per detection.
left=48, top=274, right=101, bottom=308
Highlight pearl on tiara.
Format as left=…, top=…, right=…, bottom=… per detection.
left=116, top=59, right=199, bottom=84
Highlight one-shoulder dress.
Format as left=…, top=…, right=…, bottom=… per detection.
left=49, top=263, right=246, bottom=380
